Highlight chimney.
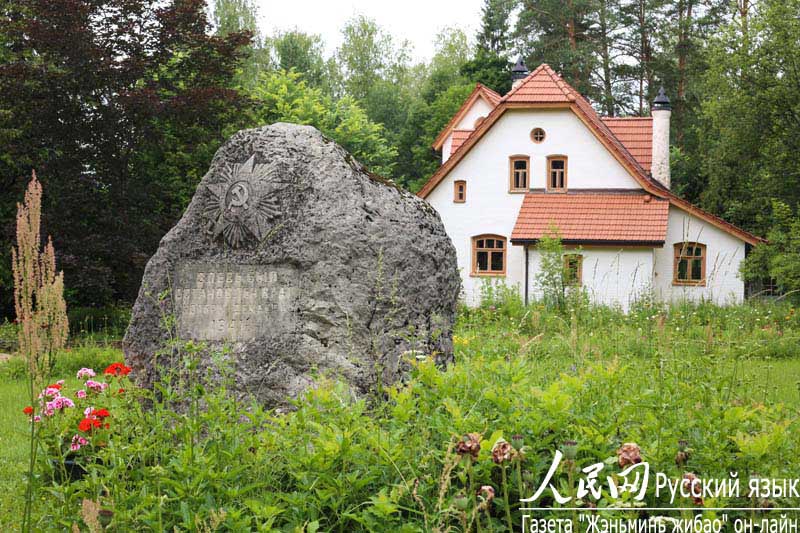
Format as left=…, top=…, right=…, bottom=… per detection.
left=511, top=56, right=529, bottom=90
left=651, top=86, right=671, bottom=189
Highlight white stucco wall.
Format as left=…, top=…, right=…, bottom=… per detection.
left=425, top=106, right=747, bottom=309
left=653, top=206, right=745, bottom=305
left=526, top=247, right=654, bottom=311
left=427, top=107, right=645, bottom=304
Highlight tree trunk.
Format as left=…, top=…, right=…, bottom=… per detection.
left=598, top=0, right=615, bottom=116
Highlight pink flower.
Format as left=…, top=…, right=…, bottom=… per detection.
left=52, top=396, right=75, bottom=410
left=70, top=434, right=89, bottom=451
left=77, top=368, right=96, bottom=380
left=56, top=379, right=65, bottom=386
left=40, top=386, right=61, bottom=398
left=85, top=380, right=108, bottom=393
left=76, top=390, right=87, bottom=399
left=33, top=415, right=41, bottom=423
left=84, top=406, right=93, bottom=417
left=43, top=402, right=56, bottom=417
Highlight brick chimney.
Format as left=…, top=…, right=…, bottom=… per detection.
left=651, top=87, right=671, bottom=189
left=511, top=57, right=528, bottom=91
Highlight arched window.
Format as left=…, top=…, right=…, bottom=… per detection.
left=472, top=235, right=506, bottom=276
left=454, top=180, right=466, bottom=203
left=547, top=155, right=568, bottom=191
left=673, top=242, right=706, bottom=285
left=509, top=155, right=529, bottom=192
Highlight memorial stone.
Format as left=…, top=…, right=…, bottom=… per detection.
left=123, top=123, right=459, bottom=407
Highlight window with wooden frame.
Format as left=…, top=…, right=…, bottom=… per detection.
left=509, top=156, right=529, bottom=192
left=454, top=180, right=466, bottom=203
left=547, top=156, right=567, bottom=191
left=471, top=235, right=506, bottom=276
left=673, top=242, right=706, bottom=285
left=563, top=254, right=583, bottom=286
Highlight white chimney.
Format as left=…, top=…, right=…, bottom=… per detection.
left=651, top=87, right=671, bottom=189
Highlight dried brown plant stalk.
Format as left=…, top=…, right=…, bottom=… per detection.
left=15, top=171, right=68, bottom=532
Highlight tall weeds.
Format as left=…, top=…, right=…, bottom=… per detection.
left=13, top=172, right=68, bottom=532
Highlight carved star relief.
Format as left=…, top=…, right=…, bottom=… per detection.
left=203, top=155, right=281, bottom=248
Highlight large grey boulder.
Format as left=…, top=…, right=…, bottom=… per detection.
left=123, top=123, right=459, bottom=407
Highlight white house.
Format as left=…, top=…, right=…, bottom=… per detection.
left=418, top=62, right=762, bottom=309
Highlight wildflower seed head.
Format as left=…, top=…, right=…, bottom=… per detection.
left=617, top=442, right=642, bottom=468
left=456, top=433, right=482, bottom=459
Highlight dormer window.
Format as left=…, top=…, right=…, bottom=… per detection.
left=547, top=156, right=567, bottom=191
left=454, top=180, right=466, bottom=203
left=509, top=155, right=529, bottom=192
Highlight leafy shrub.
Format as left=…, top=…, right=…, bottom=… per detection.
left=23, top=301, right=800, bottom=531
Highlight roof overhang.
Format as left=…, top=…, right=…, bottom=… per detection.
left=511, top=239, right=665, bottom=247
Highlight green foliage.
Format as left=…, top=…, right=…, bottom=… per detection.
left=742, top=200, right=800, bottom=298
left=2, top=301, right=793, bottom=530
left=0, top=0, right=252, bottom=314
left=246, top=70, right=397, bottom=177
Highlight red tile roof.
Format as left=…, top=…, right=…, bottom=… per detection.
left=511, top=192, right=669, bottom=244
left=602, top=117, right=653, bottom=171
left=418, top=64, right=763, bottom=246
left=450, top=129, right=472, bottom=154
left=501, top=64, right=577, bottom=104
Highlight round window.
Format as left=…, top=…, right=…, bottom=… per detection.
left=531, top=128, right=546, bottom=143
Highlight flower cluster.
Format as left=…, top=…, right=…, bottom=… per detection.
left=22, top=363, right=131, bottom=460
left=104, top=362, right=131, bottom=377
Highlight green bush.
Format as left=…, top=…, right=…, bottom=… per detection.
left=20, top=300, right=800, bottom=531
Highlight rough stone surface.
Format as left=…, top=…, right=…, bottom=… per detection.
left=123, top=123, right=459, bottom=407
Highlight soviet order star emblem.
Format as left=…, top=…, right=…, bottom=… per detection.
left=203, top=155, right=281, bottom=248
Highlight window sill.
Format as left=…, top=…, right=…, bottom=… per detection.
left=453, top=200, right=465, bottom=204
left=672, top=280, right=707, bottom=287
left=470, top=272, right=506, bottom=277
left=546, top=189, right=568, bottom=193
left=508, top=189, right=528, bottom=194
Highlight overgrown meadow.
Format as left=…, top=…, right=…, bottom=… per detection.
left=1, top=292, right=799, bottom=532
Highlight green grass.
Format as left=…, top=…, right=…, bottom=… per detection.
left=0, top=298, right=799, bottom=530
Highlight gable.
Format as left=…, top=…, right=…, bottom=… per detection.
left=432, top=84, right=501, bottom=152
left=455, top=95, right=494, bottom=130
left=446, top=107, right=643, bottom=190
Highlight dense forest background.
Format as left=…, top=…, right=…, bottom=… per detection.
left=1, top=0, right=799, bottom=316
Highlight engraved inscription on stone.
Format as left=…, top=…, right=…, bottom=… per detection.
left=173, top=263, right=298, bottom=341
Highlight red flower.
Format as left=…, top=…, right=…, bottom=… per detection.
left=78, top=417, right=102, bottom=432
left=23, top=406, right=34, bottom=416
left=47, top=383, right=62, bottom=390
left=118, top=388, right=125, bottom=394
left=104, top=362, right=131, bottom=376
left=91, top=408, right=110, bottom=419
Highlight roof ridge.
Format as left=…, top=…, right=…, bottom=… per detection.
left=500, top=63, right=548, bottom=101
left=541, top=64, right=576, bottom=100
